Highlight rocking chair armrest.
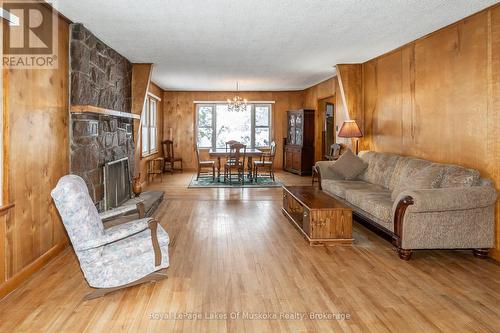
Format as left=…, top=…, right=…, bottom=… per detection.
left=77, top=217, right=156, bottom=252
left=76, top=218, right=150, bottom=251
left=148, top=218, right=162, bottom=266
left=102, top=218, right=152, bottom=244
left=99, top=202, right=146, bottom=221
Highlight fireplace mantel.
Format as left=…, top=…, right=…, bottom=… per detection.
left=71, top=105, right=140, bottom=120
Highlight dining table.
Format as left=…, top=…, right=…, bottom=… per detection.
left=208, top=148, right=264, bottom=182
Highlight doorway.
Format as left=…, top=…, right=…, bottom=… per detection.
left=318, top=96, right=335, bottom=160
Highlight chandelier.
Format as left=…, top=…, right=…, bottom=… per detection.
left=227, top=82, right=248, bottom=112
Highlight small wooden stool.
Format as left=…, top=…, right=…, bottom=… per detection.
left=147, top=157, right=164, bottom=182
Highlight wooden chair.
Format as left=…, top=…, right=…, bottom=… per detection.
left=225, top=140, right=239, bottom=152
left=195, top=149, right=216, bottom=181
left=162, top=140, right=183, bottom=174
left=224, top=140, right=239, bottom=164
left=253, top=141, right=277, bottom=181
left=224, top=143, right=246, bottom=184
left=325, top=143, right=341, bottom=161
left=147, top=157, right=164, bottom=182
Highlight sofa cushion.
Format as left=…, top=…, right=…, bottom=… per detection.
left=391, top=164, right=444, bottom=201
left=327, top=149, right=367, bottom=180
left=345, top=188, right=394, bottom=224
left=389, top=158, right=432, bottom=191
left=322, top=179, right=387, bottom=199
left=439, top=164, right=481, bottom=188
left=358, top=152, right=402, bottom=188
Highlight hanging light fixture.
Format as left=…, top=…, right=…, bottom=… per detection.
left=227, top=82, right=248, bottom=112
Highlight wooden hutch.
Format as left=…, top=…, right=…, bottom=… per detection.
left=283, top=109, right=315, bottom=175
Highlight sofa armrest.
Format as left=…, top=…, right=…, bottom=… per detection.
left=315, top=161, right=343, bottom=181
left=394, top=186, right=498, bottom=213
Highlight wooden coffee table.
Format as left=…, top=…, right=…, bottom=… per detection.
left=282, top=186, right=353, bottom=246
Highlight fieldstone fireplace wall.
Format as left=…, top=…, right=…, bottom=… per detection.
left=70, top=23, right=132, bottom=111
left=69, top=23, right=135, bottom=210
left=71, top=114, right=134, bottom=210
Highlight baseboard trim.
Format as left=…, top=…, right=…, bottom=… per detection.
left=0, top=242, right=67, bottom=299
left=490, top=248, right=500, bottom=262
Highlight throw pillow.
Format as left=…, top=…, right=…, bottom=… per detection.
left=328, top=149, right=367, bottom=180
left=391, top=164, right=444, bottom=201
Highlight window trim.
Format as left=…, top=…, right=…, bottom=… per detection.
left=253, top=103, right=272, bottom=148
left=141, top=95, right=160, bottom=158
left=195, top=103, right=272, bottom=150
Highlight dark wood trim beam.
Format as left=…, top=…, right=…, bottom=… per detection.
left=393, top=196, right=414, bottom=260
left=70, top=105, right=140, bottom=120
left=148, top=219, right=162, bottom=266
left=473, top=248, right=489, bottom=259
left=136, top=202, right=145, bottom=219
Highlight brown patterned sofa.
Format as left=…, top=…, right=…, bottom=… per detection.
left=316, top=151, right=498, bottom=260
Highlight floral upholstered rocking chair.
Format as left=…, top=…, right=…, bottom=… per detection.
left=51, top=175, right=170, bottom=300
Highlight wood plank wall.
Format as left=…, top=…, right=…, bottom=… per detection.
left=361, top=4, right=500, bottom=260
left=303, top=77, right=337, bottom=162
left=131, top=64, right=153, bottom=182
left=162, top=91, right=305, bottom=170
left=0, top=7, right=70, bottom=298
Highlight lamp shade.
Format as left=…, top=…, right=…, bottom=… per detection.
left=338, top=120, right=363, bottom=138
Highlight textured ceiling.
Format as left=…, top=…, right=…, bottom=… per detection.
left=56, top=0, right=498, bottom=91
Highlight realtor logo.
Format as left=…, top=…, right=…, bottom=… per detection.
left=2, top=0, right=58, bottom=68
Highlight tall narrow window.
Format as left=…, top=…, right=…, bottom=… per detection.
left=149, top=99, right=157, bottom=152
left=141, top=96, right=159, bottom=156
left=254, top=104, right=271, bottom=147
left=197, top=104, right=214, bottom=148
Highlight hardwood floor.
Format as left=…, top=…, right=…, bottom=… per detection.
left=1, top=171, right=500, bottom=332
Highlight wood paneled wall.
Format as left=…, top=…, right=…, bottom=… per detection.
left=139, top=82, right=164, bottom=184
left=362, top=4, right=500, bottom=260
left=162, top=91, right=305, bottom=170
left=0, top=7, right=70, bottom=298
left=131, top=63, right=152, bottom=182
left=303, top=77, right=337, bottom=161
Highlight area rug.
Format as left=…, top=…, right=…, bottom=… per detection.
left=188, top=175, right=283, bottom=188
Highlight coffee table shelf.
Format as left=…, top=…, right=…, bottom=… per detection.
left=282, top=186, right=353, bottom=246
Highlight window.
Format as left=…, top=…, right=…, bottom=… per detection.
left=141, top=96, right=158, bottom=156
left=196, top=103, right=271, bottom=149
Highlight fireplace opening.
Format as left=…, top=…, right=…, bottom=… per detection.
left=104, top=157, right=132, bottom=210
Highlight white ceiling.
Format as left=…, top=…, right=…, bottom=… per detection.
left=56, top=0, right=498, bottom=91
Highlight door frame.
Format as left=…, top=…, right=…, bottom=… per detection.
left=316, top=95, right=335, bottom=161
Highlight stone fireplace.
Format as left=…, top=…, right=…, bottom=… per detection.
left=71, top=114, right=134, bottom=211
left=69, top=23, right=135, bottom=211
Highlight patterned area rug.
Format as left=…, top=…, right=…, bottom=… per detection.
left=188, top=175, right=283, bottom=188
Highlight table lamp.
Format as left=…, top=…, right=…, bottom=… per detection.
left=338, top=120, right=363, bottom=155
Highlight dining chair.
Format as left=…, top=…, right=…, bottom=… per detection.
left=162, top=140, right=183, bottom=174
left=224, top=143, right=246, bottom=184
left=325, top=143, right=341, bottom=161
left=224, top=140, right=239, bottom=164
left=253, top=141, right=277, bottom=181
left=195, top=148, right=216, bottom=181
left=225, top=140, right=239, bottom=152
